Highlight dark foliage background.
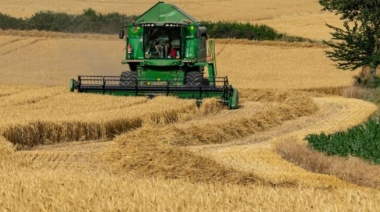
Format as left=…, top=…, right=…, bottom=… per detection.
left=0, top=9, right=310, bottom=42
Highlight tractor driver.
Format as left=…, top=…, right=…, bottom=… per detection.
left=150, top=28, right=170, bottom=58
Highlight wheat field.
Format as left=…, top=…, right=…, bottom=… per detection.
left=1, top=0, right=379, bottom=211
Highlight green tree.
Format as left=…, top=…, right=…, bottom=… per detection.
left=319, top=0, right=380, bottom=87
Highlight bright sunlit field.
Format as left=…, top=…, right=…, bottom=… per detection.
left=0, top=0, right=379, bottom=211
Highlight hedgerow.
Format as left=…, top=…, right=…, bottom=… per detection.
left=0, top=9, right=311, bottom=42
left=306, top=118, right=380, bottom=164
left=0, top=9, right=137, bottom=34
left=0, top=13, right=26, bottom=30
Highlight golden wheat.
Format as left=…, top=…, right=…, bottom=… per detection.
left=0, top=1, right=379, bottom=211
left=1, top=158, right=380, bottom=211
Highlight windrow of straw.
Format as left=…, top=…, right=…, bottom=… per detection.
left=105, top=136, right=298, bottom=187
left=3, top=118, right=142, bottom=150
left=116, top=101, right=314, bottom=147
left=104, top=91, right=318, bottom=183
left=2, top=96, right=224, bottom=150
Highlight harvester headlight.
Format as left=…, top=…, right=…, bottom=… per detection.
left=164, top=23, right=181, bottom=27
left=142, top=23, right=156, bottom=27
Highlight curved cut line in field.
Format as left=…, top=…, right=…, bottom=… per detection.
left=191, top=97, right=378, bottom=189
left=104, top=91, right=319, bottom=185
left=105, top=140, right=300, bottom=187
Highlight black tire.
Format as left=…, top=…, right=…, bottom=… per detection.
left=120, top=71, right=137, bottom=86
left=185, top=71, right=203, bottom=86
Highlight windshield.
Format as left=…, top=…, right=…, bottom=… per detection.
left=144, top=27, right=181, bottom=59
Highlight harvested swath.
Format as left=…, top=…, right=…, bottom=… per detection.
left=240, top=89, right=312, bottom=102
left=104, top=91, right=318, bottom=184
left=276, top=138, right=380, bottom=189
left=3, top=119, right=142, bottom=150
left=113, top=91, right=318, bottom=147
left=105, top=136, right=298, bottom=187
left=240, top=89, right=319, bottom=117
left=145, top=98, right=218, bottom=125
left=2, top=95, right=224, bottom=149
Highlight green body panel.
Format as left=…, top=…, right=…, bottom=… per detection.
left=127, top=26, right=144, bottom=59
left=135, top=2, right=199, bottom=26
left=185, top=37, right=198, bottom=61
left=142, top=59, right=182, bottom=66
left=139, top=67, right=185, bottom=86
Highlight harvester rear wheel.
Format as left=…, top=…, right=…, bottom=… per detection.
left=185, top=71, right=203, bottom=87
left=120, top=71, right=137, bottom=86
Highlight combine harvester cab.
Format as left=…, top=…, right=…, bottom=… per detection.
left=70, top=1, right=239, bottom=109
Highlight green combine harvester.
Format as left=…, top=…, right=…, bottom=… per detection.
left=70, top=1, right=239, bottom=109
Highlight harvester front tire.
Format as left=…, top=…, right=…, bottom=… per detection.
left=185, top=72, right=203, bottom=87
left=120, top=71, right=137, bottom=86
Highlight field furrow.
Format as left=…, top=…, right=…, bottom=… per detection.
left=0, top=38, right=23, bottom=48
left=0, top=38, right=43, bottom=56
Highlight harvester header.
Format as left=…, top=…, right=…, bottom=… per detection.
left=70, top=1, right=239, bottom=109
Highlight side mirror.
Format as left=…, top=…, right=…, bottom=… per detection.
left=119, top=29, right=125, bottom=39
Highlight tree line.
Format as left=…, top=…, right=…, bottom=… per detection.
left=0, top=8, right=310, bottom=42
